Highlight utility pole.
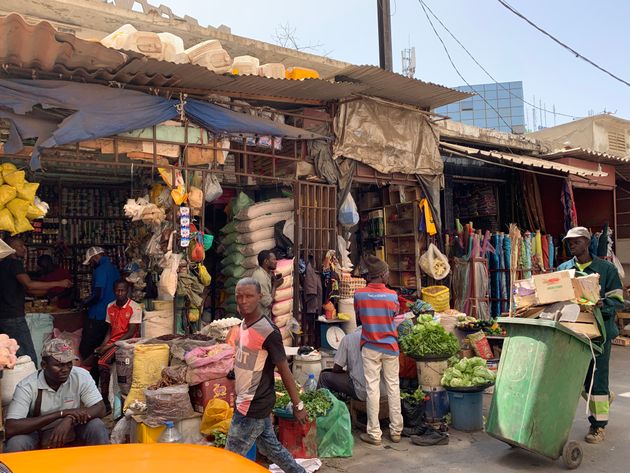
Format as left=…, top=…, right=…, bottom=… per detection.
left=377, top=0, right=393, bottom=71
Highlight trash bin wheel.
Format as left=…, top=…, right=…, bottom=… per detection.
left=562, top=441, right=582, bottom=470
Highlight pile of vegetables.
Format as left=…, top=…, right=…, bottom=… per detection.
left=400, top=389, right=427, bottom=406
left=211, top=430, right=227, bottom=448
left=456, top=316, right=504, bottom=336
left=274, top=379, right=333, bottom=421
left=441, top=357, right=496, bottom=388
left=400, top=314, right=460, bottom=359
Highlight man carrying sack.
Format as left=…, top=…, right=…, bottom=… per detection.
left=354, top=255, right=403, bottom=446
left=558, top=226, right=624, bottom=444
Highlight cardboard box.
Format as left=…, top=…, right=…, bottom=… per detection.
left=190, top=376, right=236, bottom=413
left=560, top=321, right=600, bottom=339
left=532, top=271, right=576, bottom=305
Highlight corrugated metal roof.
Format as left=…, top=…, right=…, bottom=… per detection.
left=328, top=65, right=472, bottom=109
left=0, top=13, right=364, bottom=102
left=543, top=147, right=630, bottom=165
left=441, top=142, right=607, bottom=178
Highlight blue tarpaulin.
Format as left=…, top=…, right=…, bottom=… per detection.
left=0, top=79, right=323, bottom=170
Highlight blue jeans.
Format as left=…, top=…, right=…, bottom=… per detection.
left=0, top=317, right=37, bottom=367
left=226, top=411, right=306, bottom=473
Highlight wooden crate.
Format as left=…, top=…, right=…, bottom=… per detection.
left=612, top=336, right=630, bottom=347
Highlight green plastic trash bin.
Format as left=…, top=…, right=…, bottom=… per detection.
left=486, top=317, right=599, bottom=470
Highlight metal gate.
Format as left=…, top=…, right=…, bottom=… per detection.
left=295, top=181, right=337, bottom=345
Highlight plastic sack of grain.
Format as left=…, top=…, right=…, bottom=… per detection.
left=274, top=286, right=293, bottom=302
left=144, top=384, right=195, bottom=427
left=123, top=343, right=170, bottom=410
left=241, top=238, right=276, bottom=257
left=234, top=198, right=294, bottom=220
left=185, top=343, right=234, bottom=385
left=115, top=338, right=147, bottom=396
left=234, top=211, right=294, bottom=233
left=272, top=299, right=292, bottom=317
left=276, top=259, right=294, bottom=277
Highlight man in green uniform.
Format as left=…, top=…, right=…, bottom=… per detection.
left=558, top=226, right=624, bottom=444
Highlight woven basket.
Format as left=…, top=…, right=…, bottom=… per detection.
left=421, top=285, right=450, bottom=312
left=339, top=277, right=367, bottom=299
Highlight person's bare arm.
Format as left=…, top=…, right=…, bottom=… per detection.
left=16, top=274, right=71, bottom=293
left=5, top=410, right=69, bottom=438
left=276, top=359, right=307, bottom=424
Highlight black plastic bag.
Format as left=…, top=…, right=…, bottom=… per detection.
left=274, top=220, right=294, bottom=259
left=401, top=398, right=424, bottom=428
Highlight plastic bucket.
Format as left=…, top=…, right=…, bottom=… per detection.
left=416, top=360, right=448, bottom=388
left=292, top=353, right=322, bottom=386
left=448, top=390, right=484, bottom=431
left=423, top=387, right=449, bottom=422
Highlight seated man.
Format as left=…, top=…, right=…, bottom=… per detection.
left=318, top=327, right=371, bottom=401
left=4, top=339, right=109, bottom=452
left=94, top=279, right=142, bottom=412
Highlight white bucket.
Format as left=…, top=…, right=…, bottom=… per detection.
left=292, top=352, right=322, bottom=386
left=1, top=356, right=36, bottom=405
left=416, top=360, right=448, bottom=389
left=320, top=350, right=335, bottom=371
left=338, top=298, right=357, bottom=334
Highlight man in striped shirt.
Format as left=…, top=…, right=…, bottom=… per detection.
left=354, top=255, right=403, bottom=446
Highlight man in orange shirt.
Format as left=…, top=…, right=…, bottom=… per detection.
left=94, top=280, right=142, bottom=412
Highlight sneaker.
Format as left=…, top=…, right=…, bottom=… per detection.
left=389, top=432, right=402, bottom=443
left=585, top=427, right=606, bottom=444
left=360, top=433, right=382, bottom=446
left=410, top=431, right=449, bottom=446
left=402, top=425, right=432, bottom=437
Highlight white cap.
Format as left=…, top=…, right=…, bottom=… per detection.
left=563, top=226, right=591, bottom=241
left=83, top=246, right=105, bottom=265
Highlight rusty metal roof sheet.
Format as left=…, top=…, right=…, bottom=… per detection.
left=441, top=142, right=607, bottom=178
left=328, top=65, right=472, bottom=109
left=543, top=147, right=630, bottom=165
left=0, top=13, right=364, bottom=102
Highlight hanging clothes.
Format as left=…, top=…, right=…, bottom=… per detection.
left=502, top=234, right=512, bottom=313
left=541, top=234, right=550, bottom=270
left=560, top=179, right=578, bottom=233
left=418, top=198, right=437, bottom=236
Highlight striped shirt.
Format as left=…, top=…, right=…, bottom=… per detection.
left=354, top=283, right=400, bottom=356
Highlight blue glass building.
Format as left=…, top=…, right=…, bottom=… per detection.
left=434, top=81, right=526, bottom=134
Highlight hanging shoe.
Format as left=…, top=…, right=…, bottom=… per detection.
left=585, top=427, right=606, bottom=444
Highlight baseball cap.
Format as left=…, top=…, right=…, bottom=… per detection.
left=42, top=339, right=79, bottom=363
left=83, top=246, right=105, bottom=265
left=563, top=226, right=591, bottom=241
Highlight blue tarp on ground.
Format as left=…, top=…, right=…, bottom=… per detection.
left=0, top=79, right=322, bottom=170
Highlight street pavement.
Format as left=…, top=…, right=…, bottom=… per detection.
left=322, top=346, right=630, bottom=473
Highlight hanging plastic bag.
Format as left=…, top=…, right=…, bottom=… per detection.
left=0, top=185, right=17, bottom=208
left=0, top=239, right=15, bottom=260
left=419, top=243, right=451, bottom=280
left=158, top=167, right=184, bottom=188
left=16, top=182, right=39, bottom=203
left=3, top=169, right=25, bottom=189
left=13, top=216, right=34, bottom=236
left=26, top=204, right=45, bottom=220
left=316, top=389, right=353, bottom=458
left=202, top=233, right=214, bottom=251
left=338, top=193, right=359, bottom=227
left=7, top=198, right=30, bottom=220
left=170, top=186, right=187, bottom=206
left=200, top=398, right=233, bottom=436
left=189, top=233, right=206, bottom=262
left=198, top=264, right=211, bottom=286
left=0, top=209, right=16, bottom=234
left=157, top=233, right=182, bottom=300
left=204, top=173, right=223, bottom=203
left=188, top=186, right=203, bottom=213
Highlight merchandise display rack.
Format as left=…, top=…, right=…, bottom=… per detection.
left=383, top=201, right=422, bottom=294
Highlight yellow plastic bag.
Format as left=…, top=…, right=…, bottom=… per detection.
left=0, top=185, right=17, bottom=208
left=12, top=216, right=34, bottom=236
left=1, top=163, right=16, bottom=173
left=198, top=263, right=211, bottom=286
left=26, top=204, right=45, bottom=220
left=158, top=167, right=184, bottom=188
left=3, top=169, right=25, bottom=190
left=0, top=209, right=16, bottom=234
left=170, top=186, right=188, bottom=205
left=188, top=307, right=200, bottom=322
left=200, top=398, right=233, bottom=436
left=150, top=184, right=164, bottom=204
left=123, top=343, right=170, bottom=410
left=7, top=198, right=30, bottom=220
left=188, top=186, right=203, bottom=212
left=16, top=182, right=39, bottom=203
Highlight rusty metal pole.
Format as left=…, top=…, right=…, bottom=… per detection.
left=377, top=0, right=393, bottom=71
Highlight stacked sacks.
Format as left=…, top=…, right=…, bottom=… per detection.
left=272, top=258, right=295, bottom=346
left=219, top=194, right=294, bottom=315
left=0, top=163, right=48, bottom=235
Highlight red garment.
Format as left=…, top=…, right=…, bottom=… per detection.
left=39, top=267, right=72, bottom=309
left=105, top=299, right=142, bottom=344
left=541, top=235, right=550, bottom=270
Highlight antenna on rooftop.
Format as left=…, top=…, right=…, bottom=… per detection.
left=402, top=47, right=416, bottom=78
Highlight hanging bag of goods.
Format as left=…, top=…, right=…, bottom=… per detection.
left=419, top=243, right=451, bottom=280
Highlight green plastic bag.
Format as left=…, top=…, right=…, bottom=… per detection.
left=231, top=192, right=254, bottom=218
left=316, top=389, right=353, bottom=458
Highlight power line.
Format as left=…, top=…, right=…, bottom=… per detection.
left=419, top=0, right=581, bottom=120
left=417, top=1, right=514, bottom=131
left=496, top=0, right=630, bottom=88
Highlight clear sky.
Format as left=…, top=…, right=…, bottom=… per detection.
left=159, top=0, right=630, bottom=128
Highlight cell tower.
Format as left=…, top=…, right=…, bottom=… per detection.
left=401, top=47, right=416, bottom=78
